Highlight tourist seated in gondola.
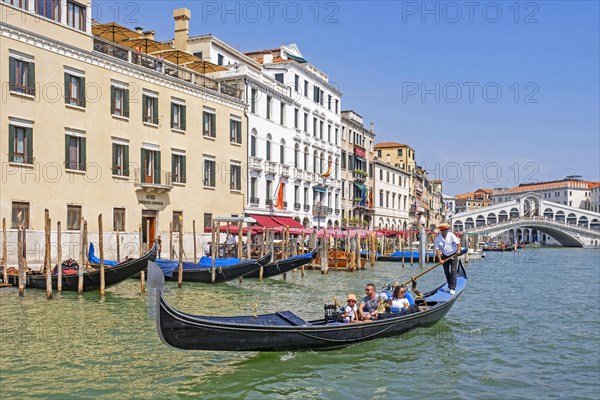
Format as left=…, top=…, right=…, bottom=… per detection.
left=390, top=285, right=410, bottom=313
left=341, top=294, right=358, bottom=323
left=359, top=283, right=380, bottom=321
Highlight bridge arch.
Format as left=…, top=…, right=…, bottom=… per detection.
left=465, top=217, right=474, bottom=229
left=556, top=211, right=565, bottom=222
left=543, top=208, right=554, bottom=219
left=453, top=221, right=464, bottom=231
left=510, top=208, right=519, bottom=219
left=578, top=216, right=588, bottom=228
left=591, top=219, right=600, bottom=231
left=498, top=210, right=508, bottom=222
left=487, top=213, right=497, bottom=225
left=476, top=215, right=486, bottom=227
left=523, top=195, right=541, bottom=216
left=567, top=213, right=577, bottom=225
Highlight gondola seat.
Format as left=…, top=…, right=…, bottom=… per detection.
left=275, top=311, right=309, bottom=326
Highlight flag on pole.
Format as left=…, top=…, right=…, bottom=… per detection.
left=274, top=179, right=285, bottom=209
left=321, top=158, right=333, bottom=177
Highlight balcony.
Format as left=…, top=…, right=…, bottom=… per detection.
left=294, top=202, right=301, bottom=210
left=133, top=168, right=173, bottom=192
left=266, top=199, right=273, bottom=206
left=294, top=169, right=304, bottom=181
left=249, top=156, right=263, bottom=172
left=353, top=169, right=368, bottom=181
left=249, top=197, right=260, bottom=205
left=304, top=204, right=310, bottom=212
left=335, top=208, right=340, bottom=214
left=283, top=201, right=288, bottom=208
left=281, top=165, right=290, bottom=177
left=93, top=38, right=243, bottom=100
left=265, top=161, right=278, bottom=175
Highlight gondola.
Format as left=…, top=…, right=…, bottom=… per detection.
left=7, top=244, right=157, bottom=291
left=244, top=247, right=319, bottom=279
left=146, top=260, right=467, bottom=351
left=159, top=252, right=272, bottom=283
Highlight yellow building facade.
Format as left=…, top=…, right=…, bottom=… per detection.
left=1, top=2, right=246, bottom=262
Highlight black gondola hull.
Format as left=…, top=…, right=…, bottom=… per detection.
left=164, top=252, right=271, bottom=283
left=7, top=244, right=157, bottom=291
left=244, top=248, right=319, bottom=279
left=150, top=262, right=467, bottom=351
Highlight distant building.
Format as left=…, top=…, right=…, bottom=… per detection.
left=340, top=111, right=375, bottom=228
left=492, top=177, right=598, bottom=211
left=454, top=189, right=493, bottom=213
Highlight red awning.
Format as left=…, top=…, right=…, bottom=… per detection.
left=271, top=216, right=304, bottom=229
left=248, top=214, right=280, bottom=228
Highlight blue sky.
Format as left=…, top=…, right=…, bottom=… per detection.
left=93, top=1, right=600, bottom=195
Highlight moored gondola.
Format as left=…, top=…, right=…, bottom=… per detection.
left=159, top=251, right=272, bottom=283
left=147, top=259, right=467, bottom=351
left=244, top=247, right=319, bottom=278
left=7, top=244, right=157, bottom=291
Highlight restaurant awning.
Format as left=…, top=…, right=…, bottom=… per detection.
left=313, top=186, right=327, bottom=193
left=271, top=216, right=304, bottom=229
left=248, top=214, right=280, bottom=228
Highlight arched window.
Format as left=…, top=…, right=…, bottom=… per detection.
left=294, top=144, right=300, bottom=169
left=280, top=139, right=286, bottom=163
left=498, top=211, right=508, bottom=222
left=313, top=150, right=318, bottom=173
left=487, top=213, right=497, bottom=225
left=476, top=215, right=486, bottom=227
left=543, top=208, right=554, bottom=219
left=304, top=147, right=309, bottom=171
left=266, top=134, right=272, bottom=161
left=555, top=211, right=565, bottom=222
left=250, top=130, right=257, bottom=157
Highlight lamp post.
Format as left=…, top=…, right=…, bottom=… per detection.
left=419, top=213, right=426, bottom=267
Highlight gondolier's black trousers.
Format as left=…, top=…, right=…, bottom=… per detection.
left=442, top=252, right=458, bottom=291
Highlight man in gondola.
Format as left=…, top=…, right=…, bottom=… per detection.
left=434, top=223, right=460, bottom=295
left=359, top=283, right=380, bottom=321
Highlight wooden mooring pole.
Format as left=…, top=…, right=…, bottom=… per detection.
left=78, top=217, right=85, bottom=294
left=178, top=216, right=183, bottom=288
left=17, top=222, right=24, bottom=296
left=193, top=219, right=197, bottom=264
left=44, top=209, right=52, bottom=299
left=2, top=218, right=7, bottom=285
left=57, top=221, right=62, bottom=292
left=99, top=214, right=105, bottom=296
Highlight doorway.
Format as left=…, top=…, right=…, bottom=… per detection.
left=142, top=210, right=157, bottom=251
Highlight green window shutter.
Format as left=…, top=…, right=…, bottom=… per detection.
left=79, top=77, right=86, bottom=107
left=230, top=119, right=233, bottom=142
left=181, top=156, right=186, bottom=183
left=9, top=57, right=15, bottom=86
left=64, top=73, right=69, bottom=103
left=153, top=98, right=158, bottom=123
left=28, top=62, right=35, bottom=94
left=181, top=105, right=186, bottom=130
left=8, top=125, right=15, bottom=161
left=170, top=103, right=174, bottom=128
left=155, top=151, right=161, bottom=184
left=26, top=128, right=33, bottom=163
left=112, top=143, right=117, bottom=172
left=110, top=86, right=115, bottom=113
left=80, top=137, right=86, bottom=169
left=124, top=89, right=129, bottom=117
left=142, top=94, right=147, bottom=122
left=171, top=154, right=176, bottom=179
left=212, top=114, right=216, bottom=136
left=140, top=148, right=145, bottom=179
left=64, top=135, right=70, bottom=167
left=123, top=146, right=129, bottom=176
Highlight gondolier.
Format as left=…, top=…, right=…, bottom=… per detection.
left=434, top=223, right=460, bottom=295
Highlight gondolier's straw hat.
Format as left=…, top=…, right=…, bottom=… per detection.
left=347, top=294, right=357, bottom=301
left=437, top=223, right=450, bottom=230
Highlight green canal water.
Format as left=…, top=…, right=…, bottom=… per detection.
left=0, top=248, right=598, bottom=399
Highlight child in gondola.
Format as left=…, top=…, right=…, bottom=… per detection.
left=341, top=294, right=358, bottom=323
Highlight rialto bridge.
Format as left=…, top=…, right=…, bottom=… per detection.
left=451, top=193, right=600, bottom=248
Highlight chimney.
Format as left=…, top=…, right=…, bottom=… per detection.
left=370, top=122, right=374, bottom=133
left=173, top=8, right=190, bottom=52
left=134, top=26, right=143, bottom=35
left=263, top=53, right=273, bottom=63
left=142, top=30, right=155, bottom=40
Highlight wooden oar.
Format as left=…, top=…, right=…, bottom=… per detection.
left=401, top=260, right=443, bottom=287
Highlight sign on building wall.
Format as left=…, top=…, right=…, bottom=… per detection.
left=136, top=191, right=169, bottom=211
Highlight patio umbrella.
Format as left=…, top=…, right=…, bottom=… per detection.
left=150, top=49, right=200, bottom=65
left=119, top=38, right=172, bottom=54
left=185, top=60, right=227, bottom=74
left=92, top=22, right=140, bottom=43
